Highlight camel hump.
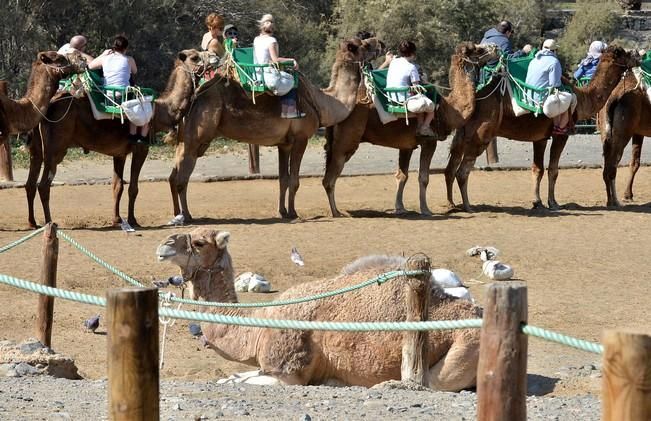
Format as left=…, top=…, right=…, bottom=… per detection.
left=341, top=255, right=407, bottom=275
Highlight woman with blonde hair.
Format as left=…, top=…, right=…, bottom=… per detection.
left=253, top=14, right=303, bottom=118
left=201, top=13, right=225, bottom=56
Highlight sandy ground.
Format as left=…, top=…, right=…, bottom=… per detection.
left=0, top=168, right=650, bottom=397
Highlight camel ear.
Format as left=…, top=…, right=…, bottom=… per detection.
left=178, top=51, right=187, bottom=62
left=215, top=231, right=230, bottom=249
left=39, top=53, right=55, bottom=64
left=346, top=42, right=359, bottom=54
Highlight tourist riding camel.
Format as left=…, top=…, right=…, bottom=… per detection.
left=574, top=41, right=607, bottom=81
left=156, top=228, right=482, bottom=390
left=58, top=35, right=95, bottom=62
left=167, top=37, right=385, bottom=221
left=444, top=45, right=639, bottom=212
left=25, top=49, right=215, bottom=229
left=322, top=43, right=499, bottom=217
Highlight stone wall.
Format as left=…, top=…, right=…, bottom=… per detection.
left=544, top=9, right=651, bottom=44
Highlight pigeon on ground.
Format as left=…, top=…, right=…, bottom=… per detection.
left=188, top=323, right=203, bottom=338
left=120, top=218, right=135, bottom=233
left=84, top=315, right=100, bottom=333
left=466, top=246, right=500, bottom=260
left=290, top=247, right=304, bottom=267
left=168, top=275, right=185, bottom=287
left=152, top=279, right=169, bottom=288
left=168, top=214, right=185, bottom=226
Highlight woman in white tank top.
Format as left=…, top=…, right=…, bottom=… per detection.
left=253, top=14, right=303, bottom=119
left=89, top=35, right=149, bottom=144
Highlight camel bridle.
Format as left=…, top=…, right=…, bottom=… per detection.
left=180, top=234, right=226, bottom=285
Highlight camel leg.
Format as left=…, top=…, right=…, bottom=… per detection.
left=395, top=149, right=413, bottom=214
left=428, top=341, right=479, bottom=392
left=547, top=134, right=568, bottom=210
left=603, top=133, right=630, bottom=208
left=418, top=141, right=437, bottom=216
left=127, top=145, right=149, bottom=227
left=531, top=139, right=548, bottom=209
left=37, top=157, right=59, bottom=225
left=624, top=134, right=644, bottom=201
left=444, top=130, right=465, bottom=210
left=455, top=132, right=490, bottom=212
left=322, top=123, right=364, bottom=217
left=25, top=134, right=43, bottom=229
left=175, top=146, right=199, bottom=221
left=168, top=166, right=180, bottom=217
left=111, top=157, right=126, bottom=225
left=277, top=144, right=291, bottom=218
left=287, top=138, right=308, bottom=219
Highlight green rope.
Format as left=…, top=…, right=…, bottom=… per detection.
left=56, top=230, right=145, bottom=288
left=0, top=227, right=46, bottom=254
left=522, top=324, right=603, bottom=355
left=168, top=270, right=428, bottom=308
left=56, top=230, right=429, bottom=308
left=0, top=272, right=604, bottom=351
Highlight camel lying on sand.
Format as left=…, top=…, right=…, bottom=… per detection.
left=168, top=38, right=384, bottom=221
left=597, top=70, right=650, bottom=206
left=445, top=46, right=639, bottom=211
left=156, top=228, right=482, bottom=390
left=25, top=50, right=214, bottom=228
left=322, top=43, right=499, bottom=217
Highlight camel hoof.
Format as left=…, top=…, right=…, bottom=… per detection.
left=532, top=201, right=546, bottom=210
left=282, top=211, right=298, bottom=220
left=445, top=204, right=461, bottom=214
left=623, top=195, right=634, bottom=202
left=420, top=208, right=433, bottom=217
left=394, top=207, right=408, bottom=215
left=28, top=222, right=40, bottom=230
left=547, top=202, right=561, bottom=211
left=128, top=219, right=141, bottom=228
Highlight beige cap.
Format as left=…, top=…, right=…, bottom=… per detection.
left=542, top=39, right=558, bottom=51
left=258, top=14, right=273, bottom=24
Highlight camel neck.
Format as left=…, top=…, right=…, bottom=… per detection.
left=437, top=54, right=477, bottom=131
left=7, top=64, right=60, bottom=134
left=574, top=56, right=630, bottom=120
left=154, top=63, right=198, bottom=129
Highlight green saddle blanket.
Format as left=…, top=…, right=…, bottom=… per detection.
left=369, top=68, right=439, bottom=114
left=639, top=51, right=651, bottom=86
left=225, top=39, right=298, bottom=93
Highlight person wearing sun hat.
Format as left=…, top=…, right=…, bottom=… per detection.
left=525, top=39, right=572, bottom=134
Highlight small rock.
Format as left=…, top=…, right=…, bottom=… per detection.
left=20, top=340, right=44, bottom=355
left=15, top=362, right=39, bottom=376
left=0, top=363, right=15, bottom=377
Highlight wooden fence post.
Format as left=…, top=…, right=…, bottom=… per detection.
left=602, top=329, right=651, bottom=421
left=107, top=288, right=159, bottom=420
left=248, top=144, right=260, bottom=174
left=401, top=255, right=431, bottom=386
left=477, top=282, right=528, bottom=421
left=36, top=222, right=58, bottom=347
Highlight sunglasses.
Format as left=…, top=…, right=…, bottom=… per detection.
left=225, top=30, right=238, bottom=37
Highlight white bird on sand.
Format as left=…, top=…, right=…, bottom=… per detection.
left=290, top=247, right=304, bottom=267
left=120, top=218, right=135, bottom=233
left=430, top=268, right=474, bottom=303
left=482, top=260, right=514, bottom=280
left=467, top=246, right=500, bottom=260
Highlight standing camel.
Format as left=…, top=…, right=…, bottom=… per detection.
left=168, top=38, right=384, bottom=221
left=597, top=70, right=649, bottom=206
left=156, top=228, right=482, bottom=390
left=322, top=43, right=499, bottom=217
left=25, top=50, right=214, bottom=228
left=444, top=46, right=639, bottom=212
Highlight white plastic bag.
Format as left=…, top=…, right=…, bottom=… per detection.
left=121, top=95, right=154, bottom=126
left=506, top=80, right=530, bottom=117
left=543, top=90, right=573, bottom=118
left=263, top=69, right=294, bottom=96
left=234, top=272, right=271, bottom=293
left=406, top=93, right=435, bottom=113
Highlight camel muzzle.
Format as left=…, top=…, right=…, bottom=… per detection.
left=156, top=245, right=178, bottom=261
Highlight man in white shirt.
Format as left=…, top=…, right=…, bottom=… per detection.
left=386, top=40, right=435, bottom=137
left=58, top=35, right=94, bottom=62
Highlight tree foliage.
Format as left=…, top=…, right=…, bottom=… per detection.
left=557, top=0, right=620, bottom=69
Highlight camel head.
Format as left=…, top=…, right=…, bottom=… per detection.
left=36, top=50, right=87, bottom=77
left=456, top=42, right=500, bottom=68
left=337, top=37, right=385, bottom=64
left=599, top=45, right=640, bottom=71
left=156, top=228, right=234, bottom=301
left=177, top=49, right=217, bottom=78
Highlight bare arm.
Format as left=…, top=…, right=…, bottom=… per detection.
left=128, top=56, right=137, bottom=75
left=88, top=56, right=104, bottom=70
left=269, top=41, right=298, bottom=69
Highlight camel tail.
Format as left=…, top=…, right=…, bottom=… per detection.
left=324, top=126, right=334, bottom=169
left=162, top=128, right=179, bottom=145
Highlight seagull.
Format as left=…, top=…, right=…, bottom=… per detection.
left=188, top=323, right=203, bottom=338
left=84, top=315, right=100, bottom=333
left=290, top=247, right=304, bottom=267
left=120, top=218, right=135, bottom=233
left=167, top=214, right=185, bottom=226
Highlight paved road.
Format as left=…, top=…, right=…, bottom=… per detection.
left=3, top=134, right=650, bottom=187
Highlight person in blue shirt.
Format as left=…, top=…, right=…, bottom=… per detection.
left=525, top=39, right=571, bottom=135
left=574, top=41, right=607, bottom=81
left=480, top=21, right=532, bottom=62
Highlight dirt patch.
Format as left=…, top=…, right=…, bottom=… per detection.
left=0, top=168, right=649, bottom=396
